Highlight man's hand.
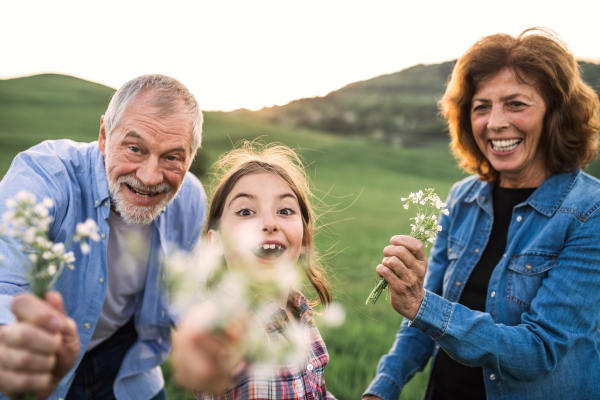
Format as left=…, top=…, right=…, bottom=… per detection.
left=362, top=396, right=384, bottom=400
left=0, top=292, right=80, bottom=399
left=376, top=235, right=428, bottom=320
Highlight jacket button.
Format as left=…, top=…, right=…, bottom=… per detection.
left=94, top=199, right=99, bottom=205
left=99, top=277, right=105, bottom=284
left=516, top=216, right=522, bottom=222
left=526, top=264, right=533, bottom=270
left=490, top=374, right=496, bottom=380
left=474, top=248, right=479, bottom=253
left=455, top=281, right=462, bottom=287
left=84, top=323, right=91, bottom=329
left=101, top=233, right=106, bottom=239
left=448, top=248, right=453, bottom=254
left=491, top=291, right=496, bottom=297
left=104, top=200, right=109, bottom=208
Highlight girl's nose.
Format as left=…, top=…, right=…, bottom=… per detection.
left=262, top=213, right=279, bottom=233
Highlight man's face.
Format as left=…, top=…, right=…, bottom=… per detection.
left=99, top=92, right=194, bottom=225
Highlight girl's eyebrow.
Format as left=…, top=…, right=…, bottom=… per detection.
left=228, top=193, right=255, bottom=207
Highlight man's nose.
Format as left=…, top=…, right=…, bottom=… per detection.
left=136, top=158, right=163, bottom=187
left=487, top=105, right=509, bottom=132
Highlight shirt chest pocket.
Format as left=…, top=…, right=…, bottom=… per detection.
left=442, top=238, right=465, bottom=293
left=505, top=253, right=557, bottom=311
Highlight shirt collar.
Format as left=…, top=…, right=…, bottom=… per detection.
left=91, top=142, right=111, bottom=209
left=463, top=169, right=580, bottom=217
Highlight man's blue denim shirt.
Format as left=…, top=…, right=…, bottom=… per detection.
left=364, top=170, right=600, bottom=400
left=0, top=140, right=207, bottom=400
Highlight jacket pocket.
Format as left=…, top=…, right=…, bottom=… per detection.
left=505, top=253, right=557, bottom=311
left=443, top=237, right=465, bottom=292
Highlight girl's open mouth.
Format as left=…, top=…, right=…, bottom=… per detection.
left=252, top=243, right=285, bottom=260
left=490, top=138, right=522, bottom=153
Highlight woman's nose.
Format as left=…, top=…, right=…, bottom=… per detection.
left=487, top=105, right=509, bottom=132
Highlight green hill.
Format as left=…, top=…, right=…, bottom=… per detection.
left=237, top=60, right=600, bottom=146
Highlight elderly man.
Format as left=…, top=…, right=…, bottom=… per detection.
left=0, top=75, right=207, bottom=400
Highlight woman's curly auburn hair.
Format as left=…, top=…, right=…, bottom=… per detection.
left=205, top=142, right=331, bottom=308
left=440, top=27, right=600, bottom=181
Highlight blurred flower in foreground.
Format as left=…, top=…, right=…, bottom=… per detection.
left=0, top=191, right=100, bottom=298
left=366, top=188, right=449, bottom=305
left=318, top=301, right=346, bottom=328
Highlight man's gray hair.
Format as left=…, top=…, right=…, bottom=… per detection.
left=103, top=74, right=203, bottom=153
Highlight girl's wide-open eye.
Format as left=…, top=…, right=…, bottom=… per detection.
left=278, top=207, right=295, bottom=216
left=236, top=208, right=254, bottom=217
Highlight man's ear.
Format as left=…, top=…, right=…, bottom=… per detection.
left=207, top=229, right=224, bottom=258
left=98, top=115, right=107, bottom=157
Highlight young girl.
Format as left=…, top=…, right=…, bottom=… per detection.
left=172, top=143, right=336, bottom=400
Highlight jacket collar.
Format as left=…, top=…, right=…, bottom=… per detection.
left=91, top=142, right=111, bottom=209
left=463, top=170, right=580, bottom=217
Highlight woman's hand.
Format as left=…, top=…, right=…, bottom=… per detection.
left=172, top=302, right=247, bottom=393
left=376, top=235, right=428, bottom=320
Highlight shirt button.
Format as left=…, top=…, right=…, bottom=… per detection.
left=84, top=323, right=91, bottom=329
left=490, top=374, right=496, bottom=381
left=474, top=248, right=480, bottom=253
left=99, top=277, right=105, bottom=284
left=480, top=196, right=485, bottom=202
left=516, top=216, right=522, bottom=222
left=101, top=233, right=106, bottom=239
left=306, top=363, right=314, bottom=371
left=503, top=254, right=507, bottom=258
left=448, top=249, right=453, bottom=254
left=103, top=200, right=109, bottom=208
left=491, top=291, right=496, bottom=297
left=526, top=264, right=533, bottom=270
left=95, top=199, right=99, bottom=206
left=455, top=281, right=462, bottom=287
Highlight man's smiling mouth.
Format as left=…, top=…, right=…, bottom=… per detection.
left=126, top=184, right=161, bottom=198
left=252, top=243, right=285, bottom=260
left=490, top=138, right=522, bottom=153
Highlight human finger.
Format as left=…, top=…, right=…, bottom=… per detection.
left=0, top=368, right=53, bottom=397
left=381, top=256, right=409, bottom=280
left=383, top=245, right=420, bottom=271
left=390, top=235, right=426, bottom=261
left=0, top=322, right=61, bottom=354
left=0, top=344, right=56, bottom=372
left=11, top=294, right=63, bottom=333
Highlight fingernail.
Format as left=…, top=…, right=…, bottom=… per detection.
left=48, top=316, right=62, bottom=332
left=391, top=235, right=399, bottom=243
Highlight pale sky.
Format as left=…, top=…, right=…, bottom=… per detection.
left=2, top=0, right=600, bottom=111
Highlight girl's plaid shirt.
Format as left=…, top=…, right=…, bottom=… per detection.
left=196, top=288, right=336, bottom=400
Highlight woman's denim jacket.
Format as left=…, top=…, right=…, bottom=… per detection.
left=364, top=170, right=600, bottom=400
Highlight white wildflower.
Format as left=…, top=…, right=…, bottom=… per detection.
left=33, top=204, right=49, bottom=218
left=42, top=198, right=54, bottom=208
left=403, top=204, right=409, bottom=210
left=63, top=251, right=75, bottom=264
left=42, top=251, right=52, bottom=260
left=401, top=197, right=408, bottom=201
left=437, top=225, right=443, bottom=232
left=28, top=253, right=38, bottom=263
left=80, top=242, right=90, bottom=255
left=443, top=209, right=450, bottom=216
left=51, top=242, right=65, bottom=255
left=320, top=302, right=346, bottom=327
left=22, top=227, right=37, bottom=244
left=5, top=199, right=17, bottom=208
left=427, top=237, right=435, bottom=243
left=47, top=264, right=57, bottom=276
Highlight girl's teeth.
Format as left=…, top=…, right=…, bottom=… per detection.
left=269, top=244, right=276, bottom=249
left=263, top=244, right=269, bottom=250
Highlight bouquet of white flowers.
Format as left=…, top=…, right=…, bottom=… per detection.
left=0, top=191, right=100, bottom=298
left=366, top=188, right=449, bottom=305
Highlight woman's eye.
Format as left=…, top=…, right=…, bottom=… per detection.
left=237, top=209, right=254, bottom=217
left=509, top=101, right=526, bottom=108
left=473, top=104, right=488, bottom=112
left=278, top=208, right=294, bottom=216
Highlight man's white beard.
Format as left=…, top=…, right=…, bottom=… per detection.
left=105, top=155, right=178, bottom=226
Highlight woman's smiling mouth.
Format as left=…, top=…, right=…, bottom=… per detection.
left=490, top=138, right=523, bottom=153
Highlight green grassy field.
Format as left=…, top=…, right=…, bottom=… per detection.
left=2, top=74, right=600, bottom=400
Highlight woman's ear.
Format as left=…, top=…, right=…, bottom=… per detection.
left=207, top=229, right=224, bottom=258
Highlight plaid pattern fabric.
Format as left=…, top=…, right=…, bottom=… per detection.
left=196, top=289, right=336, bottom=400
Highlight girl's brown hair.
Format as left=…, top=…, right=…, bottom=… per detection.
left=440, top=27, right=600, bottom=181
left=206, top=142, right=332, bottom=307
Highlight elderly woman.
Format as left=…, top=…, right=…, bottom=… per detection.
left=363, top=28, right=600, bottom=400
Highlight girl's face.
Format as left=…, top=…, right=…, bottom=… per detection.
left=208, top=172, right=306, bottom=274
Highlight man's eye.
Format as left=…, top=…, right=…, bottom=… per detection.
left=279, top=208, right=294, bottom=216
left=237, top=209, right=254, bottom=217
left=166, top=155, right=178, bottom=162
left=130, top=147, right=141, bottom=153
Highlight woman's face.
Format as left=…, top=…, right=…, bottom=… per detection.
left=471, top=68, right=550, bottom=188
left=208, top=172, right=305, bottom=275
